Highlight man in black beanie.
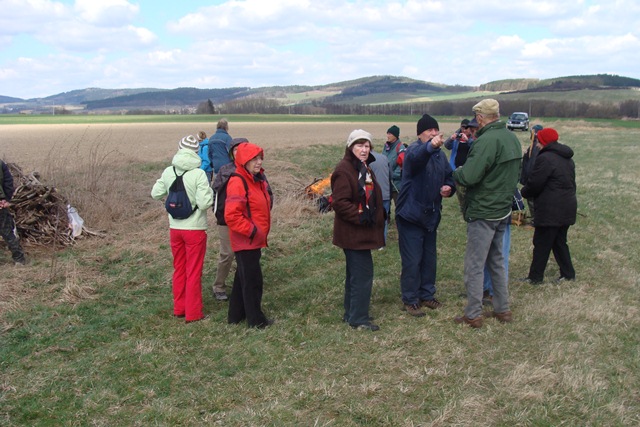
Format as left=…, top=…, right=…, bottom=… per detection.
left=382, top=124, right=406, bottom=207
left=395, top=114, right=456, bottom=317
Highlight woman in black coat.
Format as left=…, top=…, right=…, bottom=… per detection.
left=520, top=128, right=576, bottom=284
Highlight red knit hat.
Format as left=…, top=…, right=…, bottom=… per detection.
left=537, top=128, right=558, bottom=146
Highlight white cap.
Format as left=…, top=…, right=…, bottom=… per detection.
left=346, top=129, right=372, bottom=148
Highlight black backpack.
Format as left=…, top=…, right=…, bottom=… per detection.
left=213, top=172, right=249, bottom=225
left=165, top=167, right=198, bottom=219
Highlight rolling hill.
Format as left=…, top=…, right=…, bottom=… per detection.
left=2, top=74, right=639, bottom=115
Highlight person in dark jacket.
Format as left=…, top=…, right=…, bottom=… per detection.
left=0, top=160, right=26, bottom=265
left=520, top=128, right=576, bottom=284
left=396, top=114, right=455, bottom=317
left=520, top=124, right=543, bottom=225
left=331, top=129, right=385, bottom=331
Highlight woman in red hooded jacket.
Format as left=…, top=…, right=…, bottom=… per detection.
left=224, top=142, right=273, bottom=328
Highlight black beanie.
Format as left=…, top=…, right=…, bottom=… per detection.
left=387, top=125, right=400, bottom=139
left=417, top=114, right=439, bottom=135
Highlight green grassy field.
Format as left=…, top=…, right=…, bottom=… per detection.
left=1, top=120, right=639, bottom=426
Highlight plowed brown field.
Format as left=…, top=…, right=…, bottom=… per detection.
left=0, top=121, right=460, bottom=170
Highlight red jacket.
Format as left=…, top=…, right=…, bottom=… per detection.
left=224, top=143, right=272, bottom=252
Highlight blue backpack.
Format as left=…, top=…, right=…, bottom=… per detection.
left=165, top=167, right=197, bottom=219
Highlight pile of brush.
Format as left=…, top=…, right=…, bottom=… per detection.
left=5, top=162, right=91, bottom=247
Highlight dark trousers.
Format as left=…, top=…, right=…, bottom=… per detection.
left=528, top=225, right=575, bottom=281
left=0, top=209, right=25, bottom=263
left=343, top=249, right=374, bottom=326
left=397, top=216, right=437, bottom=304
left=228, top=249, right=268, bottom=327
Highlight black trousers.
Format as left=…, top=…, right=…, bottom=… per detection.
left=0, top=209, right=25, bottom=263
left=528, top=225, right=575, bottom=282
left=228, top=249, right=268, bottom=327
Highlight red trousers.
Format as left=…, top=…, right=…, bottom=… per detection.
left=170, top=229, right=207, bottom=321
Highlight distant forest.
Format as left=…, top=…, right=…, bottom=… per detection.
left=210, top=97, right=640, bottom=120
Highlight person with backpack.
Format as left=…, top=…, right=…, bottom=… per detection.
left=151, top=135, right=213, bottom=323
left=225, top=142, right=274, bottom=328
left=1, top=160, right=27, bottom=265
left=210, top=137, right=250, bottom=301
left=208, top=118, right=233, bottom=175
left=196, top=131, right=212, bottom=182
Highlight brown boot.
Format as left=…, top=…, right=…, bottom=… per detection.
left=403, top=303, right=426, bottom=317
left=454, top=315, right=483, bottom=328
left=485, top=310, right=513, bottom=323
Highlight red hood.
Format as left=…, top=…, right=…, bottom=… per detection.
left=234, top=142, right=264, bottom=169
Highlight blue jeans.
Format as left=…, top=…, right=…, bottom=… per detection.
left=343, top=249, right=374, bottom=326
left=483, top=222, right=511, bottom=295
left=397, top=216, right=438, bottom=305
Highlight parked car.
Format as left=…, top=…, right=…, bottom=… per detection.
left=507, top=112, right=529, bottom=131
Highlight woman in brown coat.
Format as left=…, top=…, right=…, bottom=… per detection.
left=331, top=129, right=385, bottom=331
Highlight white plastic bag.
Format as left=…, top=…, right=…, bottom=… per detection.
left=67, top=205, right=84, bottom=238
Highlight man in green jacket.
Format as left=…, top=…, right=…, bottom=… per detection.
left=452, top=99, right=521, bottom=328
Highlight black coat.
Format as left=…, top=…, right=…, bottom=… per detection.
left=521, top=142, right=576, bottom=227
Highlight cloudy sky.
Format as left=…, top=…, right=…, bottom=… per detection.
left=1, top=0, right=639, bottom=99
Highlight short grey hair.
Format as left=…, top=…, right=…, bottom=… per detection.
left=217, top=118, right=229, bottom=130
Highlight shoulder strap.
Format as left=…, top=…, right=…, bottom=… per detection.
left=230, top=172, right=251, bottom=218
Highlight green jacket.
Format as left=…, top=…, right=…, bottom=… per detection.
left=151, top=149, right=213, bottom=230
left=452, top=120, right=521, bottom=221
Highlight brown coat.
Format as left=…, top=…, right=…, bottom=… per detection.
left=331, top=149, right=385, bottom=250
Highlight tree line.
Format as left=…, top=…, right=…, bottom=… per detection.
left=202, top=97, right=640, bottom=120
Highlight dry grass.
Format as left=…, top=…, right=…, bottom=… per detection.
left=1, top=120, right=639, bottom=426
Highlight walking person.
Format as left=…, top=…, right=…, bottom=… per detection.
left=520, top=128, right=576, bottom=284
left=396, top=114, right=455, bottom=318
left=452, top=99, right=522, bottom=328
left=152, top=136, right=214, bottom=323
left=331, top=129, right=385, bottom=331
left=0, top=159, right=26, bottom=265
left=225, top=142, right=274, bottom=328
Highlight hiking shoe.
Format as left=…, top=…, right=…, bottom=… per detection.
left=351, top=323, right=380, bottom=331
left=484, top=310, right=513, bottom=323
left=420, top=298, right=443, bottom=310
left=519, top=277, right=542, bottom=285
left=213, top=290, right=228, bottom=301
left=555, top=276, right=575, bottom=284
left=454, top=315, right=483, bottom=328
left=403, top=303, right=426, bottom=317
